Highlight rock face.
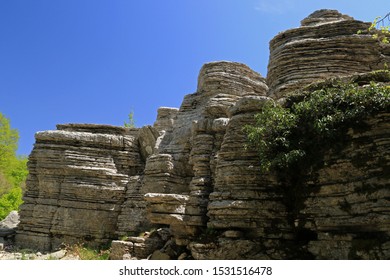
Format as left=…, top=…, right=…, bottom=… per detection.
left=207, top=95, right=290, bottom=238
left=303, top=113, right=390, bottom=259
left=16, top=124, right=144, bottom=251
left=267, top=9, right=390, bottom=99
left=144, top=61, right=268, bottom=242
left=15, top=10, right=390, bottom=259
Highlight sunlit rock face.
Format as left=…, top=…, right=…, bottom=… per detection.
left=267, top=9, right=390, bottom=99
left=143, top=61, right=268, bottom=241
left=16, top=124, right=144, bottom=251
left=15, top=10, right=390, bottom=259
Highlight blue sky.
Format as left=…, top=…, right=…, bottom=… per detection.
left=1, top=0, right=388, bottom=155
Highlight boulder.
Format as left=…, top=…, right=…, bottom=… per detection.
left=0, top=211, right=19, bottom=238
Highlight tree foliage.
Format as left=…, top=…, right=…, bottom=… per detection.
left=0, top=112, right=28, bottom=220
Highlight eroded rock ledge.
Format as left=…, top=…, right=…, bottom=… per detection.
left=14, top=10, right=390, bottom=259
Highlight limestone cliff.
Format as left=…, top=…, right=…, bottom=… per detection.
left=16, top=124, right=144, bottom=250
left=267, top=9, right=390, bottom=98
left=15, top=10, right=390, bottom=259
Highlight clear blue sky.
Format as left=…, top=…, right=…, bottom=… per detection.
left=1, top=0, right=388, bottom=155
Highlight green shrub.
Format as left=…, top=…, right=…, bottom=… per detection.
left=0, top=186, right=23, bottom=220
left=245, top=73, right=390, bottom=175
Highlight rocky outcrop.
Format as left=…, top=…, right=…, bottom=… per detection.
left=16, top=124, right=144, bottom=251
left=267, top=9, right=390, bottom=98
left=14, top=10, right=390, bottom=259
left=207, top=96, right=290, bottom=238
left=109, top=228, right=171, bottom=260
left=143, top=61, right=268, bottom=243
left=302, top=113, right=390, bottom=259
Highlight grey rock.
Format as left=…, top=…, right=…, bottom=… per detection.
left=149, top=250, right=171, bottom=260
left=0, top=211, right=19, bottom=237
left=16, top=124, right=144, bottom=251
left=267, top=9, right=390, bottom=98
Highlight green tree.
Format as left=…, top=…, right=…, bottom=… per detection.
left=0, top=112, right=28, bottom=219
left=0, top=113, right=19, bottom=171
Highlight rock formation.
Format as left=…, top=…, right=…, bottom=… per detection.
left=14, top=10, right=390, bottom=259
left=16, top=124, right=144, bottom=251
left=267, top=9, right=390, bottom=98
left=144, top=61, right=268, bottom=243
left=303, top=113, right=390, bottom=259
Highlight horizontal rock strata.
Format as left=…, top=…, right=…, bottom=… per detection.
left=16, top=124, right=144, bottom=251
left=142, top=61, right=268, bottom=242
left=302, top=113, right=390, bottom=259
left=208, top=96, right=291, bottom=239
left=267, top=9, right=390, bottom=99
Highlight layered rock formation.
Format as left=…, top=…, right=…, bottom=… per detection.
left=14, top=10, right=390, bottom=259
left=144, top=61, right=268, bottom=242
left=303, top=113, right=390, bottom=259
left=16, top=124, right=144, bottom=251
left=267, top=9, right=390, bottom=98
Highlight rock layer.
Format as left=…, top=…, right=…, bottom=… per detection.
left=267, top=9, right=390, bottom=98
left=16, top=124, right=144, bottom=251
left=143, top=61, right=268, bottom=241
left=302, top=113, right=390, bottom=259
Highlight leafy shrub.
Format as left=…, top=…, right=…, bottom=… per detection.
left=357, top=14, right=390, bottom=44
left=0, top=186, right=23, bottom=220
left=245, top=73, right=390, bottom=175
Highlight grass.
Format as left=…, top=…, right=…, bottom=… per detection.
left=64, top=243, right=110, bottom=260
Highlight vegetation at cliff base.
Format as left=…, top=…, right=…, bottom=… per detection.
left=0, top=112, right=28, bottom=220
left=245, top=71, right=390, bottom=176
left=64, top=243, right=110, bottom=260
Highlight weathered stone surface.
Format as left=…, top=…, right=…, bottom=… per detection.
left=153, top=107, right=178, bottom=133
left=300, top=113, right=390, bottom=259
left=138, top=125, right=160, bottom=161
left=109, top=240, right=133, bottom=260
left=109, top=229, right=169, bottom=259
left=149, top=250, right=171, bottom=260
left=189, top=240, right=265, bottom=260
left=116, top=175, right=150, bottom=237
left=208, top=95, right=291, bottom=240
left=16, top=124, right=144, bottom=251
left=267, top=9, right=390, bottom=98
left=143, top=61, right=268, bottom=239
left=0, top=211, right=19, bottom=237
left=0, top=249, right=68, bottom=260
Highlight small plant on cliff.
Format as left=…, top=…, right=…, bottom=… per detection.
left=357, top=13, right=390, bottom=44
left=124, top=110, right=136, bottom=128
left=245, top=72, right=390, bottom=175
